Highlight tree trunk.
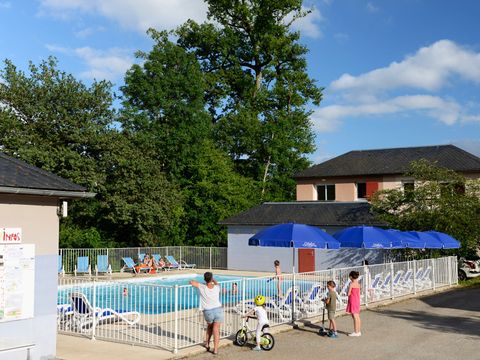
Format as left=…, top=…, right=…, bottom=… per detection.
left=253, top=69, right=262, bottom=98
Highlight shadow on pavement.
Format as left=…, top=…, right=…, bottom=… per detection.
left=420, top=287, right=480, bottom=313
left=373, top=308, right=480, bottom=338
left=372, top=287, right=480, bottom=338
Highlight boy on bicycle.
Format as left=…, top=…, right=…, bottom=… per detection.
left=244, top=294, right=269, bottom=351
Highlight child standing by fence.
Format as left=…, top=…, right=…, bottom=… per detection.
left=346, top=271, right=362, bottom=336
left=324, top=280, right=338, bottom=338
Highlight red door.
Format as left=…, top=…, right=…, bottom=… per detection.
left=298, top=249, right=315, bottom=273
left=366, top=181, right=379, bottom=199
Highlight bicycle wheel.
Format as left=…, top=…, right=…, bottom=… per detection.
left=235, top=328, right=248, bottom=346
left=260, top=333, right=275, bottom=351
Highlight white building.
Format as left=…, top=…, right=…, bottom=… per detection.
left=0, top=153, right=94, bottom=360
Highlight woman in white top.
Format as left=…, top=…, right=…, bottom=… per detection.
left=190, top=272, right=223, bottom=355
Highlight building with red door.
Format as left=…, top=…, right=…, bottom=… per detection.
left=295, top=145, right=480, bottom=202
left=221, top=145, right=480, bottom=272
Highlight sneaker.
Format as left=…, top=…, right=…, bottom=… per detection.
left=348, top=332, right=361, bottom=337
left=328, top=332, right=338, bottom=338
left=252, top=346, right=262, bottom=351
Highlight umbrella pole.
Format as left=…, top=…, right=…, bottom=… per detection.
left=292, top=246, right=296, bottom=323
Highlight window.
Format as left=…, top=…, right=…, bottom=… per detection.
left=357, top=182, right=367, bottom=199
left=403, top=182, right=414, bottom=193
left=317, top=184, right=335, bottom=201
left=403, top=181, right=414, bottom=199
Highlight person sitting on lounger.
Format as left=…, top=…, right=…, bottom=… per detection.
left=135, top=254, right=154, bottom=274
left=158, top=257, right=166, bottom=269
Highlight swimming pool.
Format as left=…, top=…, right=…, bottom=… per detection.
left=57, top=273, right=312, bottom=315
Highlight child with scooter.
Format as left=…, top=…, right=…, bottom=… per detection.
left=324, top=280, right=338, bottom=338
left=243, top=295, right=270, bottom=351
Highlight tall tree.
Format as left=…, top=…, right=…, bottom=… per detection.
left=0, top=57, right=181, bottom=246
left=121, top=31, right=259, bottom=246
left=176, top=0, right=323, bottom=200
left=121, top=30, right=212, bottom=181
left=371, top=160, right=480, bottom=257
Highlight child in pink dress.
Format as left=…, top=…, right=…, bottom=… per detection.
left=346, top=270, right=362, bottom=336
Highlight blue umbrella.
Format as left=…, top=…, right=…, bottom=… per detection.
left=406, top=231, right=443, bottom=249
left=333, top=226, right=397, bottom=249
left=387, top=230, right=427, bottom=249
left=425, top=231, right=461, bottom=249
left=249, top=223, right=340, bottom=273
left=249, top=223, right=341, bottom=250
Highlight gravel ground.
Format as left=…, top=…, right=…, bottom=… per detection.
left=187, top=287, right=480, bottom=360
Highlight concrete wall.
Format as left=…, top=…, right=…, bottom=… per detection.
left=227, top=225, right=386, bottom=272
left=335, top=182, right=356, bottom=201
left=0, top=195, right=59, bottom=360
left=296, top=183, right=316, bottom=201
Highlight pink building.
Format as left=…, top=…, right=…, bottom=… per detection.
left=294, top=145, right=480, bottom=202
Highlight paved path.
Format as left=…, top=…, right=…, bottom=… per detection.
left=187, top=287, right=480, bottom=360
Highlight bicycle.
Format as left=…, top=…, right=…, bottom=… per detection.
left=235, top=316, right=275, bottom=351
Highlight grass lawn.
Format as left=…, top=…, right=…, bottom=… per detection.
left=459, top=276, right=480, bottom=288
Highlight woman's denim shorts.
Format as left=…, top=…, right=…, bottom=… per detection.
left=203, top=307, right=224, bottom=323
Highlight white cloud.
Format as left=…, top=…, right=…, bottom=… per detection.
left=290, top=7, right=324, bottom=39
left=45, top=44, right=69, bottom=54
left=332, top=40, right=480, bottom=93
left=74, top=26, right=105, bottom=38
left=462, top=114, right=480, bottom=123
left=311, top=40, right=480, bottom=132
left=366, top=2, right=379, bottom=13
left=312, top=94, right=471, bottom=132
left=75, top=47, right=133, bottom=81
left=38, top=0, right=208, bottom=32
left=46, top=44, right=133, bottom=81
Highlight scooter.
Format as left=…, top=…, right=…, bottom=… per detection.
left=318, top=306, right=329, bottom=336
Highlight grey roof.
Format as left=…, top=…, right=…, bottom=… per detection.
left=295, top=145, right=480, bottom=179
left=0, top=152, right=93, bottom=197
left=219, top=201, right=385, bottom=227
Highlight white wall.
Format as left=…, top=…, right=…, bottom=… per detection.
left=0, top=195, right=59, bottom=360
left=227, top=225, right=387, bottom=272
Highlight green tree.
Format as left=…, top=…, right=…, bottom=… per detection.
left=176, top=0, right=323, bottom=200
left=0, top=57, right=180, bottom=247
left=121, top=31, right=259, bottom=246
left=371, top=160, right=480, bottom=256
left=121, top=30, right=212, bottom=181
left=182, top=140, right=259, bottom=246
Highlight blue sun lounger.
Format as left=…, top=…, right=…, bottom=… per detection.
left=165, top=255, right=196, bottom=269
left=58, top=255, right=65, bottom=277
left=74, top=256, right=91, bottom=276
left=95, top=255, right=112, bottom=276
left=121, top=257, right=151, bottom=274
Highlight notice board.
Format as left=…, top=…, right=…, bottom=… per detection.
left=0, top=244, right=35, bottom=322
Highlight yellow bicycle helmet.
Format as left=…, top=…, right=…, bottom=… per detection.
left=254, top=294, right=266, bottom=306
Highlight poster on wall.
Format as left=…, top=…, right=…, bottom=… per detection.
left=0, top=244, right=35, bottom=322
left=0, top=228, right=22, bottom=244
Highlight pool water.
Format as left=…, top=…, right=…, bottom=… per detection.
left=58, top=274, right=314, bottom=314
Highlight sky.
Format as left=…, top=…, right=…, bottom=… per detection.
left=1, top=0, right=479, bottom=163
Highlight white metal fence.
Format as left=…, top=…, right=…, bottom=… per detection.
left=57, top=256, right=457, bottom=353
left=59, top=246, right=227, bottom=274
